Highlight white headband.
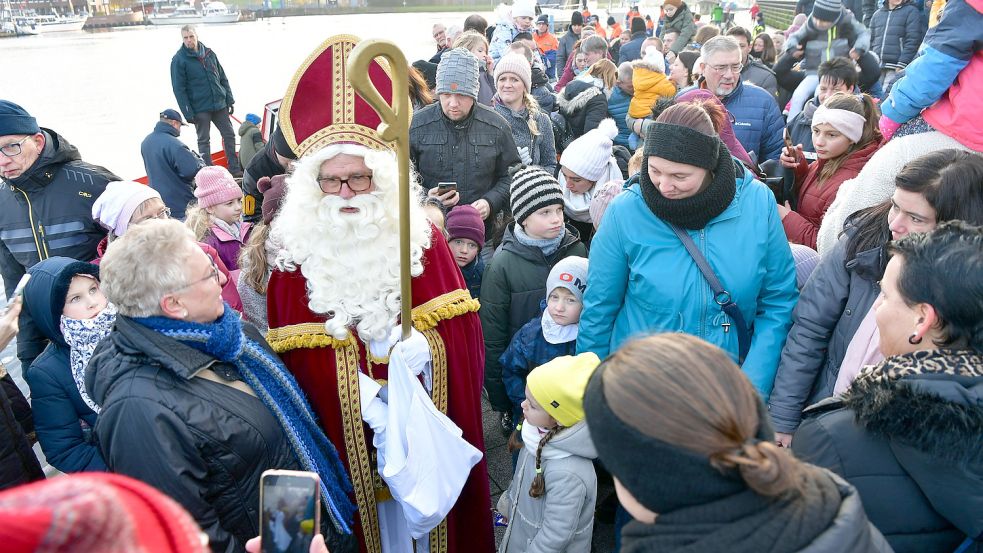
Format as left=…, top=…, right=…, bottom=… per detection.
left=812, top=105, right=866, bottom=143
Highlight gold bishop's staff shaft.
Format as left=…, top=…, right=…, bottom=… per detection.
left=347, top=40, right=413, bottom=341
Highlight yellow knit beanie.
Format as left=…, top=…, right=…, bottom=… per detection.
left=527, top=353, right=601, bottom=427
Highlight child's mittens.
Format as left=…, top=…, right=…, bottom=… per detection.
left=879, top=115, right=902, bottom=142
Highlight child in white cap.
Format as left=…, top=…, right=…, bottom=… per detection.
left=558, top=119, right=624, bottom=245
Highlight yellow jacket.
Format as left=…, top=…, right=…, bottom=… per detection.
left=628, top=65, right=676, bottom=118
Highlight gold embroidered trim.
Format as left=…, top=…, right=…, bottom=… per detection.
left=422, top=327, right=450, bottom=553
left=336, top=343, right=382, bottom=553
left=265, top=324, right=354, bottom=353
left=411, top=289, right=481, bottom=332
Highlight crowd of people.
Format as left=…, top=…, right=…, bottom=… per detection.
left=0, top=0, right=980, bottom=551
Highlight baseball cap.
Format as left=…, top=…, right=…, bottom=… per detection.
left=536, top=14, right=549, bottom=24
left=160, top=109, right=187, bottom=126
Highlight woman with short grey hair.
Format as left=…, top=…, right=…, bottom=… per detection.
left=88, top=219, right=356, bottom=553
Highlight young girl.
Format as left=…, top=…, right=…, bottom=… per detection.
left=445, top=205, right=486, bottom=301
left=497, top=352, right=600, bottom=553
left=453, top=30, right=496, bottom=106
left=500, top=256, right=588, bottom=426
left=780, top=92, right=881, bottom=249
left=237, top=174, right=285, bottom=333
left=23, top=258, right=114, bottom=473
left=186, top=165, right=252, bottom=271
left=558, top=119, right=623, bottom=245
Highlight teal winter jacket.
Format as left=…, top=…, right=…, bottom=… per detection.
left=577, top=164, right=798, bottom=398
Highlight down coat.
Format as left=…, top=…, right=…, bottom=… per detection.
left=716, top=79, right=786, bottom=163
left=869, top=0, right=926, bottom=70
left=87, top=315, right=299, bottom=553
left=794, top=350, right=983, bottom=553
left=557, top=80, right=609, bottom=144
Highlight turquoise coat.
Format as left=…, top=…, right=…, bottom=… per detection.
left=577, top=165, right=797, bottom=399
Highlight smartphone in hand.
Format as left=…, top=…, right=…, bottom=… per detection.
left=436, top=182, right=457, bottom=196
left=259, top=470, right=320, bottom=553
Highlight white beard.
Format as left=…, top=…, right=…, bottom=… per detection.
left=272, top=145, right=432, bottom=343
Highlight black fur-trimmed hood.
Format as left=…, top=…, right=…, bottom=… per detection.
left=845, top=350, right=983, bottom=464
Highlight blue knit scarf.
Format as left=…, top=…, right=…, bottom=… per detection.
left=134, top=305, right=355, bottom=535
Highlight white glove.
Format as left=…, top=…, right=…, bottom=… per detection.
left=517, top=146, right=532, bottom=166
left=367, top=328, right=400, bottom=360
left=389, top=327, right=434, bottom=393
left=358, top=372, right=388, bottom=434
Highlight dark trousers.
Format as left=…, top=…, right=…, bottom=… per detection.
left=193, top=108, right=240, bottom=172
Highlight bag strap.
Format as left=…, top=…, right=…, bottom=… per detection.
left=669, top=224, right=752, bottom=363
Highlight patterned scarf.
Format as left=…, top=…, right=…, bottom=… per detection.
left=61, top=303, right=118, bottom=414
left=133, top=305, right=356, bottom=535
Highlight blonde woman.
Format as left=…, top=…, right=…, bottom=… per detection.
left=493, top=53, right=557, bottom=175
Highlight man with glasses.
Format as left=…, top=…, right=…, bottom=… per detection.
left=698, top=36, right=785, bottom=163
left=266, top=35, right=494, bottom=552
left=0, top=100, right=118, bottom=369
left=140, top=108, right=205, bottom=220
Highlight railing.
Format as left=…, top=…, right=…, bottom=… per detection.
left=758, top=0, right=797, bottom=30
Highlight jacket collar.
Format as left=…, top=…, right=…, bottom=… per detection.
left=111, top=315, right=218, bottom=380
left=154, top=120, right=180, bottom=137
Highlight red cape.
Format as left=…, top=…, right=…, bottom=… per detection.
left=266, top=228, right=493, bottom=553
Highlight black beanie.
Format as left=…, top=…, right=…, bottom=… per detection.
left=270, top=125, right=297, bottom=160
left=644, top=123, right=719, bottom=170
left=630, top=16, right=646, bottom=34
left=412, top=59, right=438, bottom=91
left=571, top=11, right=584, bottom=26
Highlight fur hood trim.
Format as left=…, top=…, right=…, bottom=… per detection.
left=845, top=352, right=983, bottom=464
left=557, top=84, right=604, bottom=116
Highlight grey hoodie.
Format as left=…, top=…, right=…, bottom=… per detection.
left=498, top=421, right=598, bottom=553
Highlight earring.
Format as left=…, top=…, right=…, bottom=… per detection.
left=908, top=333, right=923, bottom=345
left=181, top=311, right=189, bottom=319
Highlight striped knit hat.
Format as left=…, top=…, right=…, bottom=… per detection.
left=510, top=165, right=564, bottom=225
left=811, top=0, right=842, bottom=22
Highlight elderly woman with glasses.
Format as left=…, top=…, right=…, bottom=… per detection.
left=89, top=180, right=244, bottom=312
left=87, top=219, right=357, bottom=553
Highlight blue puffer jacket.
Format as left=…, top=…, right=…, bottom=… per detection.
left=719, top=80, right=786, bottom=163
left=869, top=0, right=926, bottom=70
left=577, top=162, right=798, bottom=398
left=22, top=257, right=106, bottom=473
left=607, top=86, right=633, bottom=147
left=500, top=312, right=576, bottom=410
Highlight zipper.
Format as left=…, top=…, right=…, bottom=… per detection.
left=14, top=186, right=48, bottom=261
left=879, top=10, right=892, bottom=59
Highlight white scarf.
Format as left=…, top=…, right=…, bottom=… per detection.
left=561, top=177, right=596, bottom=223
left=521, top=421, right=571, bottom=460
left=541, top=309, right=579, bottom=345
left=60, top=303, right=117, bottom=414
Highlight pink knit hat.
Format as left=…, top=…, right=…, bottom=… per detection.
left=193, top=166, right=242, bottom=209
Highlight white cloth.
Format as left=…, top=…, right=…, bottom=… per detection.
left=377, top=500, right=430, bottom=553
left=541, top=310, right=578, bottom=345
left=376, top=331, right=482, bottom=539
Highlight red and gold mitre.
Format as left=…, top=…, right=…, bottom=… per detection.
left=279, top=34, right=406, bottom=157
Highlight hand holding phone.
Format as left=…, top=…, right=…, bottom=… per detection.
left=259, top=470, right=321, bottom=553
left=435, top=182, right=457, bottom=196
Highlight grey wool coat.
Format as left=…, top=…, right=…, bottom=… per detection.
left=497, top=421, right=598, bottom=553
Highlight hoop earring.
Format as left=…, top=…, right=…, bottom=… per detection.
left=908, top=333, right=922, bottom=345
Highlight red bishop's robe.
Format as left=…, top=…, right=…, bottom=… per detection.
left=266, top=227, right=494, bottom=553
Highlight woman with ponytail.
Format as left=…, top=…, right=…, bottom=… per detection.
left=497, top=353, right=600, bottom=553
left=779, top=92, right=882, bottom=249
left=493, top=52, right=557, bottom=176
left=584, top=333, right=891, bottom=552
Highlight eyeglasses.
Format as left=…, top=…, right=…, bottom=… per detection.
left=316, top=174, right=373, bottom=194
left=172, top=258, right=220, bottom=293
left=0, top=137, right=31, bottom=158
left=708, top=63, right=744, bottom=75
left=132, top=206, right=171, bottom=225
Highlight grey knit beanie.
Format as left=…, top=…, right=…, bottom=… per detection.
left=510, top=165, right=564, bottom=225
left=811, top=0, right=843, bottom=22
left=436, top=48, right=480, bottom=100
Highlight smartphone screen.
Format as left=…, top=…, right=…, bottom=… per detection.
left=436, top=182, right=457, bottom=195
left=260, top=471, right=320, bottom=553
